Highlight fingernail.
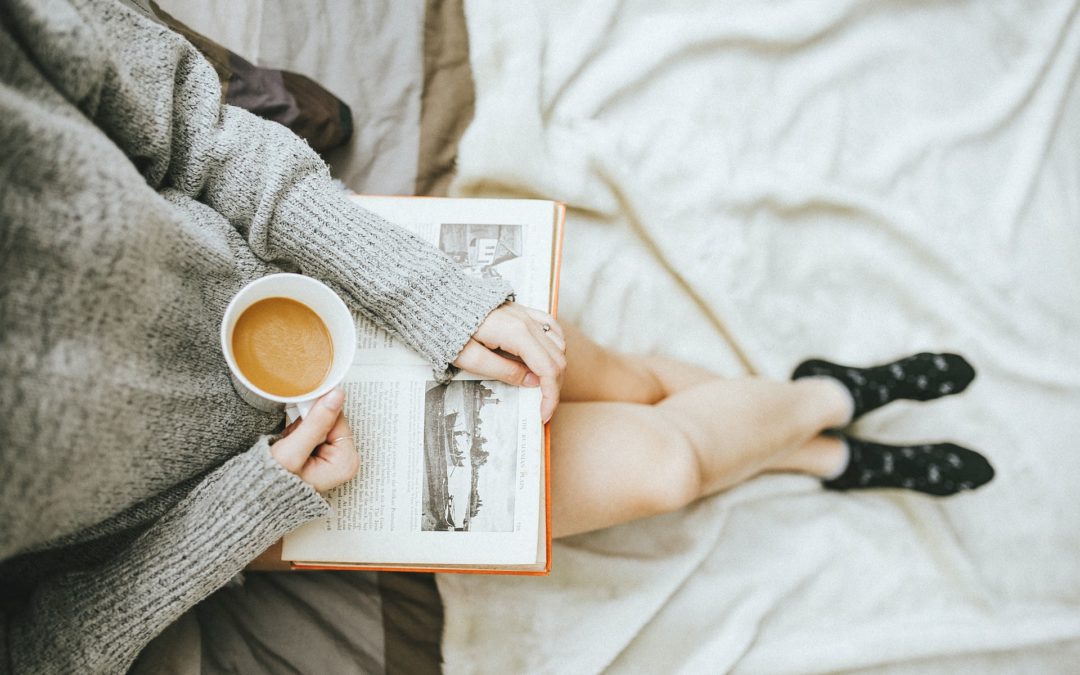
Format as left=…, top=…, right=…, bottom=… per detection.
left=322, top=387, right=345, bottom=411
left=523, top=373, right=540, bottom=387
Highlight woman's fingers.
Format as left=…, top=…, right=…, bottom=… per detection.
left=280, top=416, right=302, bottom=439
left=522, top=322, right=565, bottom=422
left=300, top=412, right=360, bottom=492
left=547, top=330, right=566, bottom=352
left=483, top=311, right=563, bottom=421
left=522, top=307, right=565, bottom=343
left=455, top=302, right=567, bottom=422
left=527, top=316, right=567, bottom=368
left=270, top=388, right=350, bottom=479
left=519, top=307, right=565, bottom=351
left=454, top=339, right=535, bottom=386
left=323, top=410, right=353, bottom=448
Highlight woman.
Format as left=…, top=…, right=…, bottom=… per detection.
left=0, top=0, right=991, bottom=672
left=0, top=0, right=560, bottom=671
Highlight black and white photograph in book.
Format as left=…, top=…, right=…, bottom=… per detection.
left=439, top=223, right=524, bottom=281
left=421, top=380, right=520, bottom=532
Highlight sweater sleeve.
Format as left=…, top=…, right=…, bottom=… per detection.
left=1, top=438, right=328, bottom=674
left=49, top=0, right=512, bottom=373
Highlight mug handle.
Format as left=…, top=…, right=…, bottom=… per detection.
left=284, top=399, right=315, bottom=425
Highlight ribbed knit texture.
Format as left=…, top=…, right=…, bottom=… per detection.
left=9, top=440, right=329, bottom=673
left=0, top=0, right=511, bottom=672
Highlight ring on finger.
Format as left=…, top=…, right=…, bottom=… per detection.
left=329, top=436, right=350, bottom=444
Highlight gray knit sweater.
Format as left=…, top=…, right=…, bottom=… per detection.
left=0, top=0, right=512, bottom=672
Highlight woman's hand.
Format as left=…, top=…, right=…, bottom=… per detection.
left=453, top=303, right=566, bottom=422
left=270, top=387, right=359, bottom=493
left=252, top=390, right=356, bottom=571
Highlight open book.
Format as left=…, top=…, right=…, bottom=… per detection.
left=281, top=196, right=564, bottom=574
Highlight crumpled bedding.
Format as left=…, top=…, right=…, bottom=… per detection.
left=438, top=1, right=1080, bottom=672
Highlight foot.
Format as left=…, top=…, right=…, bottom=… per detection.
left=792, top=353, right=976, bottom=421
left=823, top=435, right=994, bottom=496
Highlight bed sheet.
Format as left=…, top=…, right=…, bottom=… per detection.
left=160, top=0, right=427, bottom=194
left=439, top=1, right=1080, bottom=672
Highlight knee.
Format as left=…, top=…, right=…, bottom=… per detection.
left=634, top=419, right=703, bottom=515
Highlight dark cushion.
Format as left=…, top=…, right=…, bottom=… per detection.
left=149, top=1, right=353, bottom=155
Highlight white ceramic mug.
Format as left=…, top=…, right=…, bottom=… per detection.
left=221, top=273, right=357, bottom=422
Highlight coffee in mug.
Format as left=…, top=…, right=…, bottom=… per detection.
left=221, top=273, right=357, bottom=420
left=231, top=297, right=334, bottom=397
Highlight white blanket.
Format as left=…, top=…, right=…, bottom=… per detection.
left=440, top=1, right=1080, bottom=672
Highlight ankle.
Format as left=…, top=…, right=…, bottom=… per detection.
left=792, top=353, right=976, bottom=421
left=794, top=377, right=854, bottom=428
left=771, top=434, right=848, bottom=478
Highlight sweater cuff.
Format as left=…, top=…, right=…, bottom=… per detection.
left=272, top=182, right=515, bottom=374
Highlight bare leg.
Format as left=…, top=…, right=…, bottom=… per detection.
left=768, top=434, right=848, bottom=478
left=550, top=377, right=851, bottom=537
left=560, top=323, right=719, bottom=404
left=550, top=328, right=996, bottom=535
left=550, top=325, right=853, bottom=537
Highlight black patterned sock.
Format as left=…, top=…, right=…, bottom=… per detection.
left=792, top=352, right=976, bottom=420
left=823, top=435, right=994, bottom=496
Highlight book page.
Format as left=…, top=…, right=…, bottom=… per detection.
left=283, top=197, right=555, bottom=566
left=346, top=196, right=556, bottom=365
left=284, top=366, right=543, bottom=565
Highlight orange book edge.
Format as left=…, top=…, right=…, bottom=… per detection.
left=289, top=198, right=566, bottom=576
